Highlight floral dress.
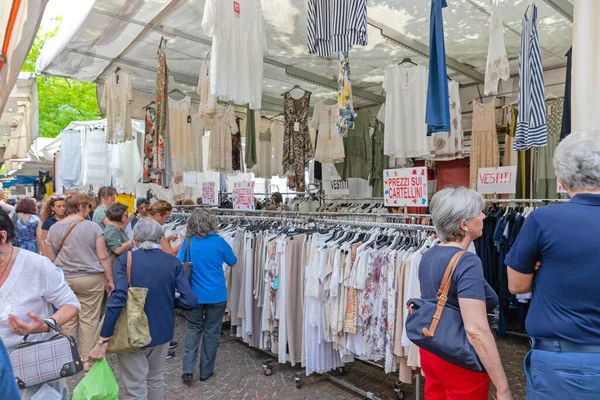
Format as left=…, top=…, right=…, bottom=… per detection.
left=15, top=215, right=40, bottom=253
left=282, top=92, right=313, bottom=191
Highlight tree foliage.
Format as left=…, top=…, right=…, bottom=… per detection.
left=22, top=18, right=101, bottom=138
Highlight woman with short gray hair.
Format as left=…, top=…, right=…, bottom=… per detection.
left=507, top=130, right=600, bottom=399
left=179, top=209, right=237, bottom=384
left=418, top=187, right=511, bottom=400
left=89, top=218, right=196, bottom=399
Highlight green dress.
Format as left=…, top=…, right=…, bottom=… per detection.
left=335, top=109, right=373, bottom=180
left=533, top=98, right=563, bottom=199
left=370, top=119, right=388, bottom=197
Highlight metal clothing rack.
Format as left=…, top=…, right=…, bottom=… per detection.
left=211, top=208, right=430, bottom=220
left=213, top=212, right=427, bottom=400
left=484, top=198, right=568, bottom=204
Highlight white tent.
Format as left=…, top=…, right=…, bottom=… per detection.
left=0, top=0, right=49, bottom=115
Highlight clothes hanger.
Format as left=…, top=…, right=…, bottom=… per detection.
left=114, top=66, right=122, bottom=84
left=168, top=88, right=187, bottom=99
left=281, top=84, right=312, bottom=96
left=142, top=100, right=156, bottom=110
left=398, top=57, right=417, bottom=66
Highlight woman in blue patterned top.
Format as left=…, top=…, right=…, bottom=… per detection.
left=14, top=197, right=41, bottom=253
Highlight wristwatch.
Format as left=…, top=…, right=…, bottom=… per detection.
left=98, top=337, right=110, bottom=345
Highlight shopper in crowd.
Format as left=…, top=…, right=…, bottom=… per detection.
left=267, top=192, right=289, bottom=211
left=45, top=192, right=114, bottom=373
left=40, top=195, right=66, bottom=255
left=180, top=209, right=237, bottom=384
left=0, top=338, right=19, bottom=399
left=90, top=218, right=196, bottom=399
left=13, top=197, right=42, bottom=253
left=125, top=197, right=150, bottom=238
left=93, top=186, right=117, bottom=228
left=507, top=130, right=600, bottom=399
left=419, top=187, right=511, bottom=400
left=0, top=190, right=15, bottom=217
left=104, top=202, right=132, bottom=282
left=0, top=208, right=80, bottom=399
left=149, top=200, right=182, bottom=255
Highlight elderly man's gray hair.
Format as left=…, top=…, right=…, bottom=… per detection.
left=430, top=186, right=485, bottom=242
left=133, top=218, right=164, bottom=250
left=187, top=209, right=218, bottom=238
left=554, top=130, right=600, bottom=192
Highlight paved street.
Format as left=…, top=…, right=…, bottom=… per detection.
left=67, top=314, right=530, bottom=399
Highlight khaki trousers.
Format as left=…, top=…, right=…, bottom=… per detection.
left=62, top=273, right=105, bottom=362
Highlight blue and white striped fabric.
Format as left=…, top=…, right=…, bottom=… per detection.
left=307, top=0, right=367, bottom=58
left=515, top=3, right=548, bottom=151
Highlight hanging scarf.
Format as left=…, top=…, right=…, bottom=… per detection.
left=336, top=51, right=355, bottom=137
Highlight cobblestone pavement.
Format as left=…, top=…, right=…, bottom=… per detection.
left=67, top=315, right=530, bottom=399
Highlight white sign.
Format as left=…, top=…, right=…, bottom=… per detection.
left=330, top=179, right=350, bottom=196
left=383, top=167, right=428, bottom=207
left=232, top=181, right=255, bottom=210
left=557, top=180, right=568, bottom=194
left=202, top=182, right=217, bottom=205
left=183, top=172, right=200, bottom=186
left=477, top=166, right=517, bottom=194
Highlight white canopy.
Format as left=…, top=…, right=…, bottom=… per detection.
left=0, top=0, right=48, bottom=115
left=36, top=0, right=573, bottom=110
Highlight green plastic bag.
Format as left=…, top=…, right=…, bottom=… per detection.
left=72, top=358, right=119, bottom=400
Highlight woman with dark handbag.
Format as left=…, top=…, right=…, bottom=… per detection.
left=413, top=187, right=511, bottom=400
left=0, top=209, right=80, bottom=399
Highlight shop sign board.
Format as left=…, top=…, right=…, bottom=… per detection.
left=383, top=167, right=428, bottom=207
left=477, top=166, right=517, bottom=194
left=202, top=182, right=217, bottom=205
left=329, top=179, right=350, bottom=196
left=233, top=181, right=255, bottom=210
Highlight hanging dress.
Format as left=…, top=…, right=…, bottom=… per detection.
left=168, top=95, right=196, bottom=175
left=101, top=70, right=133, bottom=144
left=432, top=80, right=464, bottom=161
left=232, top=118, right=243, bottom=172
left=154, top=44, right=168, bottom=173
left=470, top=99, right=500, bottom=191
left=484, top=0, right=510, bottom=96
left=282, top=92, right=313, bottom=192
left=252, top=119, right=274, bottom=178
left=336, top=52, right=355, bottom=137
left=197, top=55, right=216, bottom=120
left=515, top=4, right=547, bottom=151
left=533, top=97, right=564, bottom=199
left=311, top=102, right=345, bottom=163
left=208, top=105, right=237, bottom=172
left=143, top=106, right=160, bottom=183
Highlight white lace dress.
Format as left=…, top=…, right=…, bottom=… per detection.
left=431, top=80, right=465, bottom=160
left=310, top=102, right=345, bottom=163
left=484, top=0, right=510, bottom=95
left=101, top=70, right=133, bottom=143
left=168, top=95, right=197, bottom=174
left=208, top=105, right=237, bottom=172
left=197, top=56, right=216, bottom=119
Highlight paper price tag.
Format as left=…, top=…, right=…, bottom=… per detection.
left=294, top=122, right=300, bottom=132
left=233, top=1, right=240, bottom=16
left=273, top=277, right=280, bottom=290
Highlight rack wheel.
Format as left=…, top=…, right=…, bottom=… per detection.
left=337, top=367, right=345, bottom=375
left=397, top=391, right=405, bottom=400
left=295, top=376, right=302, bottom=389
left=263, top=366, right=273, bottom=376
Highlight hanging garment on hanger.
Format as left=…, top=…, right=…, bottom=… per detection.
left=209, top=105, right=237, bottom=172
left=271, top=120, right=285, bottom=176
left=110, top=139, right=142, bottom=194
left=515, top=3, right=548, bottom=151
left=336, top=52, right=355, bottom=137
left=143, top=106, right=161, bottom=183
left=484, top=0, right=510, bottom=96
left=101, top=70, right=133, bottom=143
left=306, top=0, right=368, bottom=57
left=83, top=128, right=109, bottom=187
left=470, top=99, right=500, bottom=191
left=311, top=101, right=345, bottom=163
left=383, top=65, right=432, bottom=159
left=232, top=118, right=243, bottom=171
left=335, top=109, right=372, bottom=180
left=59, top=130, right=82, bottom=190
left=533, top=97, right=564, bottom=199
left=197, top=55, right=216, bottom=119
left=283, top=91, right=313, bottom=191
left=252, top=119, right=274, bottom=178
left=426, top=0, right=451, bottom=135
left=202, top=0, right=266, bottom=109
left=432, top=80, right=464, bottom=161
left=370, top=118, right=388, bottom=197
left=154, top=45, right=168, bottom=172
left=168, top=95, right=197, bottom=174
left=560, top=48, right=572, bottom=140
left=245, top=109, right=258, bottom=169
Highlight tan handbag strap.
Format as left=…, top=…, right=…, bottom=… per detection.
left=126, top=251, right=132, bottom=287
left=422, top=250, right=466, bottom=338
left=57, top=219, right=85, bottom=254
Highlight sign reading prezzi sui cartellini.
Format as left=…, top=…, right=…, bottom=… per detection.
left=383, top=167, right=428, bottom=207
left=232, top=181, right=255, bottom=210
left=477, top=166, right=517, bottom=194
left=202, top=182, right=217, bottom=205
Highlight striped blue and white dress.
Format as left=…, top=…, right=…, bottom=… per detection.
left=307, top=0, right=368, bottom=57
left=515, top=3, right=547, bottom=151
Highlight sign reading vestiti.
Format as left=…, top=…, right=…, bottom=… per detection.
left=233, top=181, right=255, bottom=210
left=477, top=166, right=517, bottom=194
left=383, top=167, right=428, bottom=207
left=202, top=182, right=217, bottom=205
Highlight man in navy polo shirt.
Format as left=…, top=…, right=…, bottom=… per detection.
left=507, top=130, right=600, bottom=399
